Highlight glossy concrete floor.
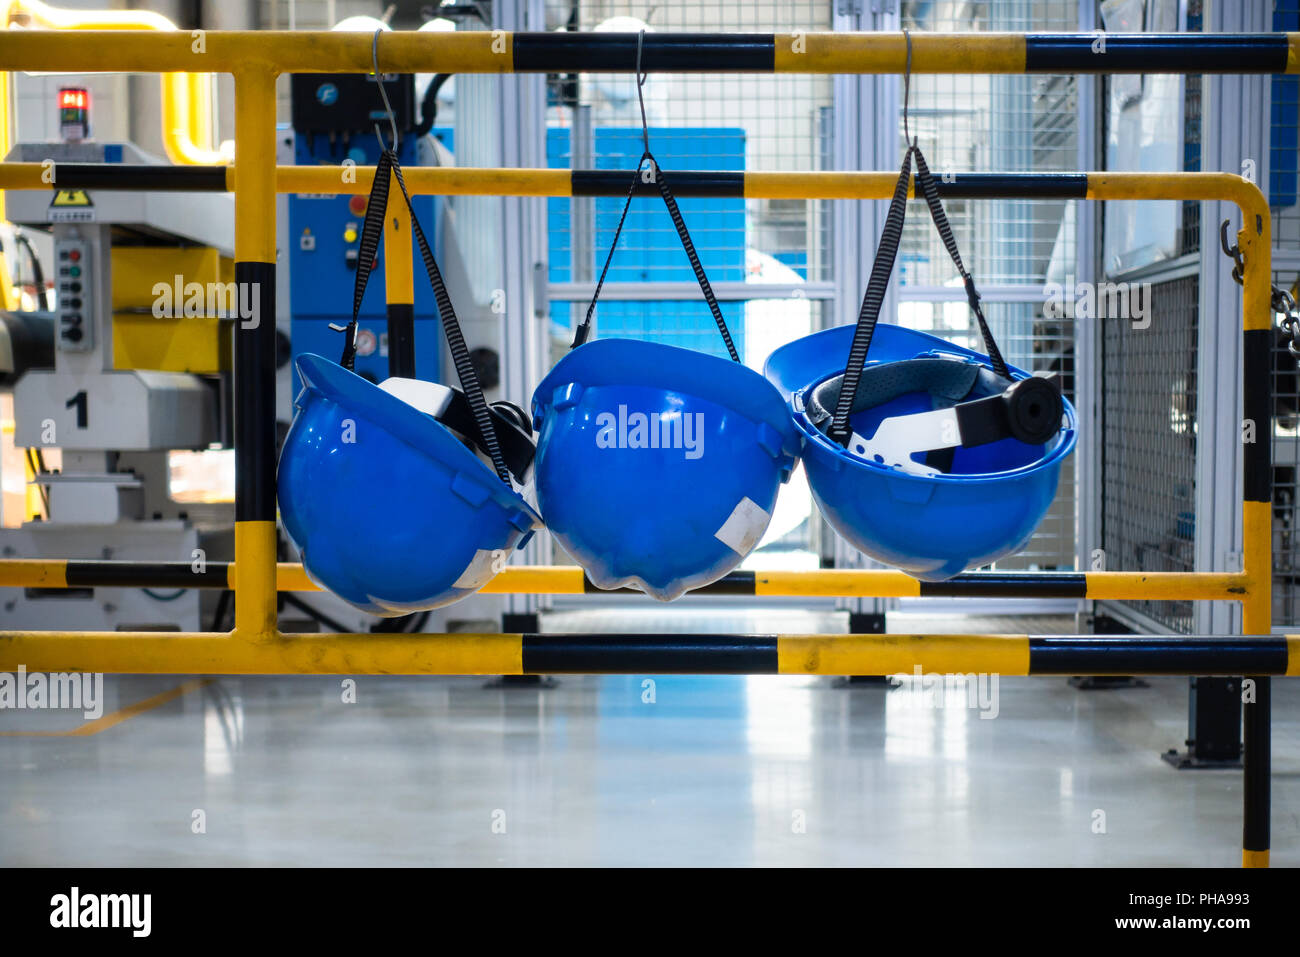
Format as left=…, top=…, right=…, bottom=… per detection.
left=0, top=608, right=1296, bottom=867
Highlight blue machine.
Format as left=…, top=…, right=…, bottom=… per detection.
left=288, top=128, right=453, bottom=388
left=546, top=127, right=746, bottom=360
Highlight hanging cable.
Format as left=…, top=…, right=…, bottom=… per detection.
left=571, top=30, right=740, bottom=363
left=372, top=28, right=400, bottom=154
left=342, top=29, right=512, bottom=485
left=828, top=29, right=1008, bottom=444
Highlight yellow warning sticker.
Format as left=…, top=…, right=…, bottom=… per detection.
left=51, top=189, right=93, bottom=207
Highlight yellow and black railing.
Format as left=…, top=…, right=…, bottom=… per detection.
left=3, top=30, right=1300, bottom=75
left=0, top=630, right=1294, bottom=678
left=0, top=29, right=1287, bottom=867
left=0, top=558, right=1258, bottom=601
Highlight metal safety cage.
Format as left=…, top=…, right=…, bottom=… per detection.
left=0, top=29, right=1294, bottom=869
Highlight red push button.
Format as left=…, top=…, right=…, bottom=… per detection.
left=348, top=195, right=367, bottom=216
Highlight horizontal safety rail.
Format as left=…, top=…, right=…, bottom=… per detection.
left=0, top=163, right=1273, bottom=200
left=0, top=560, right=1254, bottom=601
left=0, top=631, right=1295, bottom=677
left=1, top=30, right=1300, bottom=74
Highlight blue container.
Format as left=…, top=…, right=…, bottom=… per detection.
left=278, top=354, right=541, bottom=615
left=765, top=324, right=1077, bottom=581
left=531, top=339, right=800, bottom=600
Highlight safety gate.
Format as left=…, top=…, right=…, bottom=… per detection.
left=0, top=29, right=1295, bottom=867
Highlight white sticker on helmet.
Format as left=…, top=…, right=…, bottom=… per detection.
left=452, top=548, right=499, bottom=590
left=379, top=377, right=455, bottom=417
left=714, top=496, right=771, bottom=556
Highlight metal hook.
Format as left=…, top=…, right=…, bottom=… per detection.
left=372, top=28, right=399, bottom=153
left=635, top=30, right=651, bottom=155
left=902, top=29, right=915, bottom=149
left=1220, top=218, right=1240, bottom=260
left=1220, top=217, right=1246, bottom=285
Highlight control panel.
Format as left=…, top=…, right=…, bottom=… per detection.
left=54, top=238, right=93, bottom=352
left=288, top=127, right=450, bottom=389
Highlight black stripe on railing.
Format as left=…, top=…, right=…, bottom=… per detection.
left=919, top=573, right=1087, bottom=598
left=571, top=170, right=745, bottom=197
left=234, top=262, right=277, bottom=523
left=651, top=571, right=759, bottom=596
left=49, top=163, right=228, bottom=192
left=930, top=173, right=1088, bottom=198
left=387, top=303, right=416, bottom=379
left=1244, top=328, right=1273, bottom=503
left=513, top=32, right=776, bottom=73
left=1243, top=677, right=1271, bottom=853
left=1028, top=637, right=1289, bottom=675
left=65, top=561, right=227, bottom=588
left=520, top=634, right=779, bottom=674
left=1025, top=33, right=1290, bottom=73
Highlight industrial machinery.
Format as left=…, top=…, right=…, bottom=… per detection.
left=286, top=69, right=443, bottom=387
left=1, top=137, right=234, bottom=631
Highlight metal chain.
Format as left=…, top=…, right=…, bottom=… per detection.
left=1222, top=218, right=1300, bottom=358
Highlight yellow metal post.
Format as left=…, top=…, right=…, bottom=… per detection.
left=1237, top=186, right=1273, bottom=869
left=231, top=68, right=279, bottom=640
left=383, top=177, right=416, bottom=377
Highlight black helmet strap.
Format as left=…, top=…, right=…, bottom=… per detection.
left=828, top=30, right=1012, bottom=446
left=827, top=143, right=1012, bottom=447
left=341, top=148, right=514, bottom=487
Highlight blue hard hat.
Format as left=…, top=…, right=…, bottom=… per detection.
left=278, top=353, right=541, bottom=615
left=765, top=323, right=1077, bottom=581
left=531, top=338, right=801, bottom=601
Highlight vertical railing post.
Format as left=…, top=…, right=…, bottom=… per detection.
left=232, top=67, right=280, bottom=640
left=384, top=184, right=417, bottom=378
left=1239, top=200, right=1274, bottom=867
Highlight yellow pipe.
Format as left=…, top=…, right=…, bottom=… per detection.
left=0, top=559, right=1255, bottom=600
left=5, top=631, right=1279, bottom=678
left=0, top=558, right=65, bottom=587
left=0, top=628, right=1291, bottom=678
left=0, top=29, right=1207, bottom=76
left=0, top=29, right=513, bottom=74
left=0, top=631, right=526, bottom=675
left=186, top=70, right=210, bottom=151
left=0, top=64, right=14, bottom=311
left=231, top=68, right=277, bottom=640
left=777, top=634, right=1030, bottom=676
left=1236, top=186, right=1273, bottom=869
left=0, top=165, right=1270, bottom=206
left=5, top=0, right=230, bottom=166
left=232, top=72, right=277, bottom=266
left=774, top=32, right=1026, bottom=74
left=1083, top=572, right=1249, bottom=600
left=1236, top=177, right=1272, bottom=619
left=383, top=184, right=413, bottom=306
left=276, top=165, right=575, bottom=196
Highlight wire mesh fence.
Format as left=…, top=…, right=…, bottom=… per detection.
left=1272, top=0, right=1300, bottom=626
left=1100, top=276, right=1199, bottom=634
